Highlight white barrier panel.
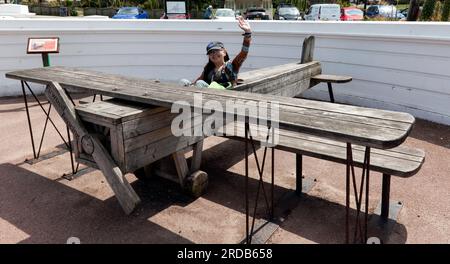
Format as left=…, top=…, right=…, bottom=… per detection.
left=1, top=18, right=449, bottom=125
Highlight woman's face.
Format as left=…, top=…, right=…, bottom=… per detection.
left=208, top=48, right=226, bottom=65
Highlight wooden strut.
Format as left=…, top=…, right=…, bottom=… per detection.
left=45, top=81, right=140, bottom=214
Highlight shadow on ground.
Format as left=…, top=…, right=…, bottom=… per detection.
left=0, top=137, right=408, bottom=244
left=0, top=163, right=192, bottom=244
left=195, top=138, right=408, bottom=244
left=409, top=119, right=450, bottom=149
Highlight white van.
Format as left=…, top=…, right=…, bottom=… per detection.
left=304, top=4, right=340, bottom=21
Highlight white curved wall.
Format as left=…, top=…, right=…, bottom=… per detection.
left=1, top=18, right=449, bottom=125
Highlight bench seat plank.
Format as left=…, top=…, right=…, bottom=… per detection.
left=312, top=74, right=352, bottom=83
left=222, top=123, right=425, bottom=178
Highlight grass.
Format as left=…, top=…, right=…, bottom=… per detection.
left=397, top=4, right=409, bottom=10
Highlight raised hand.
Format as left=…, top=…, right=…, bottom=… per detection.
left=237, top=16, right=251, bottom=33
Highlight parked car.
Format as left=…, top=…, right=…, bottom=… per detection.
left=304, top=4, right=340, bottom=21
left=274, top=5, right=301, bottom=20
left=244, top=7, right=270, bottom=20
left=366, top=5, right=403, bottom=19
left=112, top=7, right=149, bottom=19
left=399, top=6, right=422, bottom=19
left=213, top=8, right=236, bottom=21
left=340, top=7, right=364, bottom=21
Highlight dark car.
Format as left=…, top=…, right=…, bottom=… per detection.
left=244, top=7, right=270, bottom=20
left=366, top=5, right=403, bottom=19
left=274, top=5, right=301, bottom=20
left=112, top=7, right=149, bottom=19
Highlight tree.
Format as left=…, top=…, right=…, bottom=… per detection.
left=421, top=0, right=436, bottom=21
left=407, top=0, right=420, bottom=21
left=442, top=0, right=450, bottom=21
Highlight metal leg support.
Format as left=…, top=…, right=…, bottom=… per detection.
left=244, top=123, right=275, bottom=244
left=296, top=154, right=303, bottom=196
left=345, top=143, right=371, bottom=243
left=20, top=81, right=80, bottom=177
left=327, top=82, right=335, bottom=103
left=381, top=174, right=391, bottom=221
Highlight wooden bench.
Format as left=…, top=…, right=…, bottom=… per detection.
left=75, top=94, right=425, bottom=223
left=220, top=123, right=425, bottom=221
left=6, top=35, right=419, bottom=243
left=6, top=67, right=418, bottom=244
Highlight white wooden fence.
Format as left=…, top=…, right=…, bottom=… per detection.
left=1, top=18, right=449, bottom=125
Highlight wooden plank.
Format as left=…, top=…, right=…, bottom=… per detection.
left=235, top=66, right=320, bottom=97
left=125, top=133, right=204, bottom=173
left=238, top=62, right=318, bottom=83
left=8, top=66, right=411, bottom=123
left=124, top=125, right=173, bottom=152
left=190, top=140, right=204, bottom=173
left=172, top=151, right=189, bottom=186
left=76, top=114, right=114, bottom=129
left=301, top=36, right=315, bottom=64
left=110, top=124, right=126, bottom=171
left=76, top=99, right=167, bottom=125
left=233, top=62, right=321, bottom=94
left=31, top=62, right=321, bottom=99
left=227, top=123, right=424, bottom=162
left=277, top=103, right=412, bottom=131
left=122, top=110, right=173, bottom=139
left=312, top=74, right=352, bottom=84
left=6, top=66, right=415, bottom=149
left=44, top=81, right=140, bottom=215
left=222, top=123, right=425, bottom=177
left=79, top=94, right=411, bottom=145
left=123, top=113, right=205, bottom=152
left=61, top=64, right=410, bottom=124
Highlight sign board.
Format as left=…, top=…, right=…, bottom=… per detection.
left=27, top=37, right=59, bottom=54
left=166, top=1, right=187, bottom=14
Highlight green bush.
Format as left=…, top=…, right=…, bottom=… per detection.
left=66, top=0, right=73, bottom=8
left=143, top=0, right=161, bottom=10
left=421, top=0, right=436, bottom=20
left=432, top=0, right=442, bottom=20
left=336, top=0, right=351, bottom=8
left=442, top=0, right=450, bottom=21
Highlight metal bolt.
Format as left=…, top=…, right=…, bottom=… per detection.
left=367, top=237, right=381, bottom=244
left=66, top=237, right=81, bottom=244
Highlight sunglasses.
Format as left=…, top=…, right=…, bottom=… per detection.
left=207, top=49, right=221, bottom=56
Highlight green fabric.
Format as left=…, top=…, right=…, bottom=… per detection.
left=208, top=81, right=232, bottom=90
